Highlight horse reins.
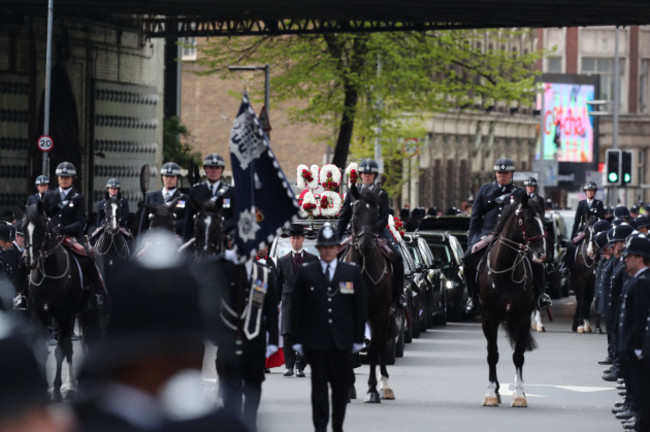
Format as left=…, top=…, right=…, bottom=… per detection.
left=26, top=226, right=71, bottom=286
left=351, top=231, right=388, bottom=285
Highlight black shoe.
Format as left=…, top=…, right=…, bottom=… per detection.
left=283, top=368, right=294, bottom=377
left=616, top=409, right=635, bottom=420
left=296, top=369, right=306, bottom=378
left=613, top=404, right=628, bottom=414
left=616, top=382, right=626, bottom=390
left=264, top=368, right=271, bottom=374
left=12, top=294, right=27, bottom=311
left=602, top=371, right=619, bottom=382
left=623, top=416, right=637, bottom=426
left=537, top=294, right=552, bottom=310
left=598, top=357, right=613, bottom=365
left=465, top=298, right=477, bottom=315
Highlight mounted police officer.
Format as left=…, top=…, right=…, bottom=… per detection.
left=523, top=176, right=545, bottom=210
left=26, top=175, right=50, bottom=206
left=139, top=162, right=188, bottom=236
left=96, top=178, right=130, bottom=229
left=571, top=181, right=604, bottom=239
left=336, top=159, right=404, bottom=305
left=183, top=153, right=235, bottom=243
left=464, top=158, right=550, bottom=314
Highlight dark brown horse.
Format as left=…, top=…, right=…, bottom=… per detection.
left=92, top=195, right=131, bottom=289
left=478, top=195, right=546, bottom=407
left=188, top=196, right=224, bottom=260
left=342, top=185, right=394, bottom=403
left=23, top=202, right=94, bottom=401
left=571, top=215, right=599, bottom=333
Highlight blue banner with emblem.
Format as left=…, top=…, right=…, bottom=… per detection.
left=229, top=92, right=300, bottom=262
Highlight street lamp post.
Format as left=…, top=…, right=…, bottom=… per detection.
left=228, top=64, right=270, bottom=130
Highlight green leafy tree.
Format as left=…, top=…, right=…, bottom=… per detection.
left=198, top=30, right=545, bottom=172
left=163, top=116, right=202, bottom=168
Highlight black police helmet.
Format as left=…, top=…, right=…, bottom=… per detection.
left=622, top=234, right=650, bottom=259
left=594, top=231, right=610, bottom=251
left=0, top=223, right=12, bottom=242
left=34, top=175, right=49, bottom=186
left=55, top=161, right=76, bottom=177
left=493, top=158, right=515, bottom=172
left=523, top=176, right=537, bottom=187
left=636, top=215, right=650, bottom=229
left=203, top=153, right=226, bottom=168
left=161, top=162, right=182, bottom=177
left=609, top=224, right=635, bottom=243
left=316, top=222, right=341, bottom=247
left=358, top=159, right=379, bottom=174
left=614, top=206, right=631, bottom=219
left=593, top=220, right=612, bottom=235
left=583, top=181, right=598, bottom=191
left=106, top=178, right=121, bottom=189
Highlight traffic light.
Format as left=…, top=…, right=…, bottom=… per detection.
left=606, top=149, right=622, bottom=185
left=621, top=150, right=633, bottom=185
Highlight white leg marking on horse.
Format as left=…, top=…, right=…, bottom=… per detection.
left=483, top=381, right=499, bottom=406
left=531, top=310, right=544, bottom=332
left=27, top=222, right=35, bottom=266
left=584, top=319, right=592, bottom=332
left=379, top=375, right=395, bottom=400
left=512, top=372, right=527, bottom=407
left=203, top=215, right=212, bottom=251
left=62, top=362, right=76, bottom=394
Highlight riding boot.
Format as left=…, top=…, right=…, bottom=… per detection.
left=84, top=260, right=106, bottom=310
left=532, top=262, right=552, bottom=310
left=463, top=250, right=478, bottom=315
left=391, top=248, right=405, bottom=307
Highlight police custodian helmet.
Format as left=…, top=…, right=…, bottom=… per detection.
left=622, top=234, right=650, bottom=259
left=358, top=159, right=379, bottom=174
left=106, top=178, right=121, bottom=189
left=203, top=153, right=226, bottom=168
left=55, top=162, right=76, bottom=177
left=316, top=223, right=341, bottom=247
left=583, top=181, right=598, bottom=191
left=161, top=162, right=182, bottom=177
left=34, top=175, right=49, bottom=185
left=523, top=176, right=537, bottom=187
left=493, top=158, right=515, bottom=172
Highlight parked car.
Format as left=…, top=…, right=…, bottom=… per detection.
left=544, top=210, right=571, bottom=298
left=416, top=231, right=469, bottom=321
left=418, top=215, right=470, bottom=250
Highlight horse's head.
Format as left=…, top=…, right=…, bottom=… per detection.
left=194, top=196, right=224, bottom=256
left=584, top=216, right=600, bottom=259
left=105, top=195, right=120, bottom=233
left=146, top=197, right=178, bottom=232
left=350, top=184, right=379, bottom=251
left=495, top=194, right=547, bottom=264
left=23, top=201, right=50, bottom=269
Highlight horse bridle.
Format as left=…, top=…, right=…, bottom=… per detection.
left=350, top=200, right=387, bottom=285
left=24, top=218, right=71, bottom=286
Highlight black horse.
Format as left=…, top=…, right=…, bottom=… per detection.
left=183, top=196, right=224, bottom=259
left=143, top=197, right=179, bottom=233
left=342, top=185, right=395, bottom=403
left=23, top=202, right=94, bottom=401
left=92, top=195, right=131, bottom=289
left=478, top=195, right=546, bottom=407
left=570, top=215, right=599, bottom=333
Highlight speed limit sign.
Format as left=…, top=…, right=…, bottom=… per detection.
left=37, top=135, right=54, bottom=152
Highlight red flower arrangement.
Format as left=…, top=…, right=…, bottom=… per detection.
left=320, top=195, right=330, bottom=209
left=303, top=202, right=317, bottom=211
left=349, top=169, right=358, bottom=185
left=393, top=216, right=406, bottom=237
left=301, top=168, right=314, bottom=184
left=322, top=172, right=340, bottom=191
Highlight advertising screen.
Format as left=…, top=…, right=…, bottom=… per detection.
left=539, top=82, right=596, bottom=163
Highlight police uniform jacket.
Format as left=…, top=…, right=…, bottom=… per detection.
left=3, top=244, right=21, bottom=284
left=468, top=182, right=524, bottom=248
left=597, top=256, right=616, bottom=316
left=26, top=192, right=46, bottom=207
left=606, top=258, right=628, bottom=331
left=291, top=260, right=367, bottom=352
left=43, top=188, right=87, bottom=238
left=571, top=199, right=605, bottom=238
left=96, top=197, right=130, bottom=228
left=182, top=181, right=235, bottom=242
left=276, top=250, right=319, bottom=336
left=138, top=189, right=187, bottom=236
left=337, top=184, right=390, bottom=239
left=0, top=249, right=14, bottom=289
left=216, top=259, right=279, bottom=350
left=618, top=268, right=650, bottom=353
left=527, top=192, right=545, bottom=215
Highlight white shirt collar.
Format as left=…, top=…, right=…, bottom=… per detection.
left=635, top=267, right=650, bottom=278
left=320, top=258, right=338, bottom=278
left=162, top=187, right=177, bottom=195
left=292, top=248, right=304, bottom=255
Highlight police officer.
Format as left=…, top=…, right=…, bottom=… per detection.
left=465, top=158, right=527, bottom=314
left=43, top=162, right=86, bottom=239
left=183, top=153, right=235, bottom=243
left=276, top=224, right=318, bottom=377
left=571, top=181, right=605, bottom=239
left=636, top=215, right=650, bottom=235
left=523, top=176, right=545, bottom=210
left=336, top=159, right=404, bottom=305
left=0, top=224, right=16, bottom=303
left=215, top=236, right=279, bottom=432
left=139, top=162, right=188, bottom=236
left=26, top=175, right=50, bottom=206
left=96, top=178, right=130, bottom=229
left=291, top=223, right=367, bottom=432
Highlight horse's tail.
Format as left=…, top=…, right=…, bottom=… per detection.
left=504, top=317, right=537, bottom=352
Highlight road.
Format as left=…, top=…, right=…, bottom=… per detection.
left=46, top=296, right=621, bottom=432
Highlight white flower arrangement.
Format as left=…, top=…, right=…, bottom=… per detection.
left=319, top=164, right=341, bottom=190
left=300, top=190, right=320, bottom=218
left=320, top=191, right=343, bottom=218
left=387, top=214, right=403, bottom=243
left=296, top=164, right=320, bottom=190
left=345, top=162, right=359, bottom=188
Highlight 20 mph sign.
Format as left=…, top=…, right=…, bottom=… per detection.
left=37, top=135, right=53, bottom=152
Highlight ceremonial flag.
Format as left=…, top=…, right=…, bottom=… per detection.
left=229, top=92, right=299, bottom=261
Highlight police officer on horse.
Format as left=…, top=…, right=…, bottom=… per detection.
left=464, top=158, right=551, bottom=314
left=26, top=175, right=50, bottom=206
left=139, top=162, right=188, bottom=236
left=523, top=176, right=545, bottom=210
left=96, top=178, right=130, bottom=229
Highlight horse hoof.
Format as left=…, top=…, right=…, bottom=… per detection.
left=381, top=388, right=395, bottom=400
left=535, top=325, right=544, bottom=332
left=365, top=392, right=381, bottom=403
left=483, top=396, right=499, bottom=407
left=512, top=397, right=528, bottom=407
left=577, top=326, right=585, bottom=334
left=64, top=389, right=77, bottom=401
left=584, top=326, right=592, bottom=333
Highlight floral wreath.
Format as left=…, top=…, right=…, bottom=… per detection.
left=296, top=164, right=319, bottom=190
left=387, top=214, right=404, bottom=242
left=319, top=191, right=343, bottom=218
left=300, top=190, right=320, bottom=218
left=319, top=164, right=341, bottom=191
left=344, top=162, right=359, bottom=188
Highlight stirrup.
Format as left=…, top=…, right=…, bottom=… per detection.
left=538, top=294, right=552, bottom=310
left=465, top=298, right=477, bottom=314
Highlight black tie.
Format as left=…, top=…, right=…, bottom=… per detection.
left=325, top=263, right=331, bottom=281
left=292, top=252, right=303, bottom=270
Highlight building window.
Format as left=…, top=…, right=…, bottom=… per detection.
left=180, top=37, right=197, bottom=61
left=546, top=57, right=562, bottom=73
left=581, top=57, right=625, bottom=102
left=640, top=59, right=650, bottom=113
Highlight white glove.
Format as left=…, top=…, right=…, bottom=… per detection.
left=635, top=349, right=643, bottom=360
left=224, top=249, right=238, bottom=264
left=265, top=344, right=279, bottom=358
left=292, top=344, right=304, bottom=357
left=352, top=342, right=364, bottom=354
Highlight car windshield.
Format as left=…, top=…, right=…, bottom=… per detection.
left=427, top=242, right=452, bottom=265
left=407, top=244, right=424, bottom=267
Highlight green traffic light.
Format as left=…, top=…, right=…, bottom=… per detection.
left=608, top=172, right=619, bottom=183
left=624, top=173, right=631, bottom=183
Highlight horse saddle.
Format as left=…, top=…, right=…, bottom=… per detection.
left=471, top=234, right=494, bottom=255
left=572, top=232, right=585, bottom=245
left=375, top=237, right=395, bottom=262
left=62, top=237, right=89, bottom=257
